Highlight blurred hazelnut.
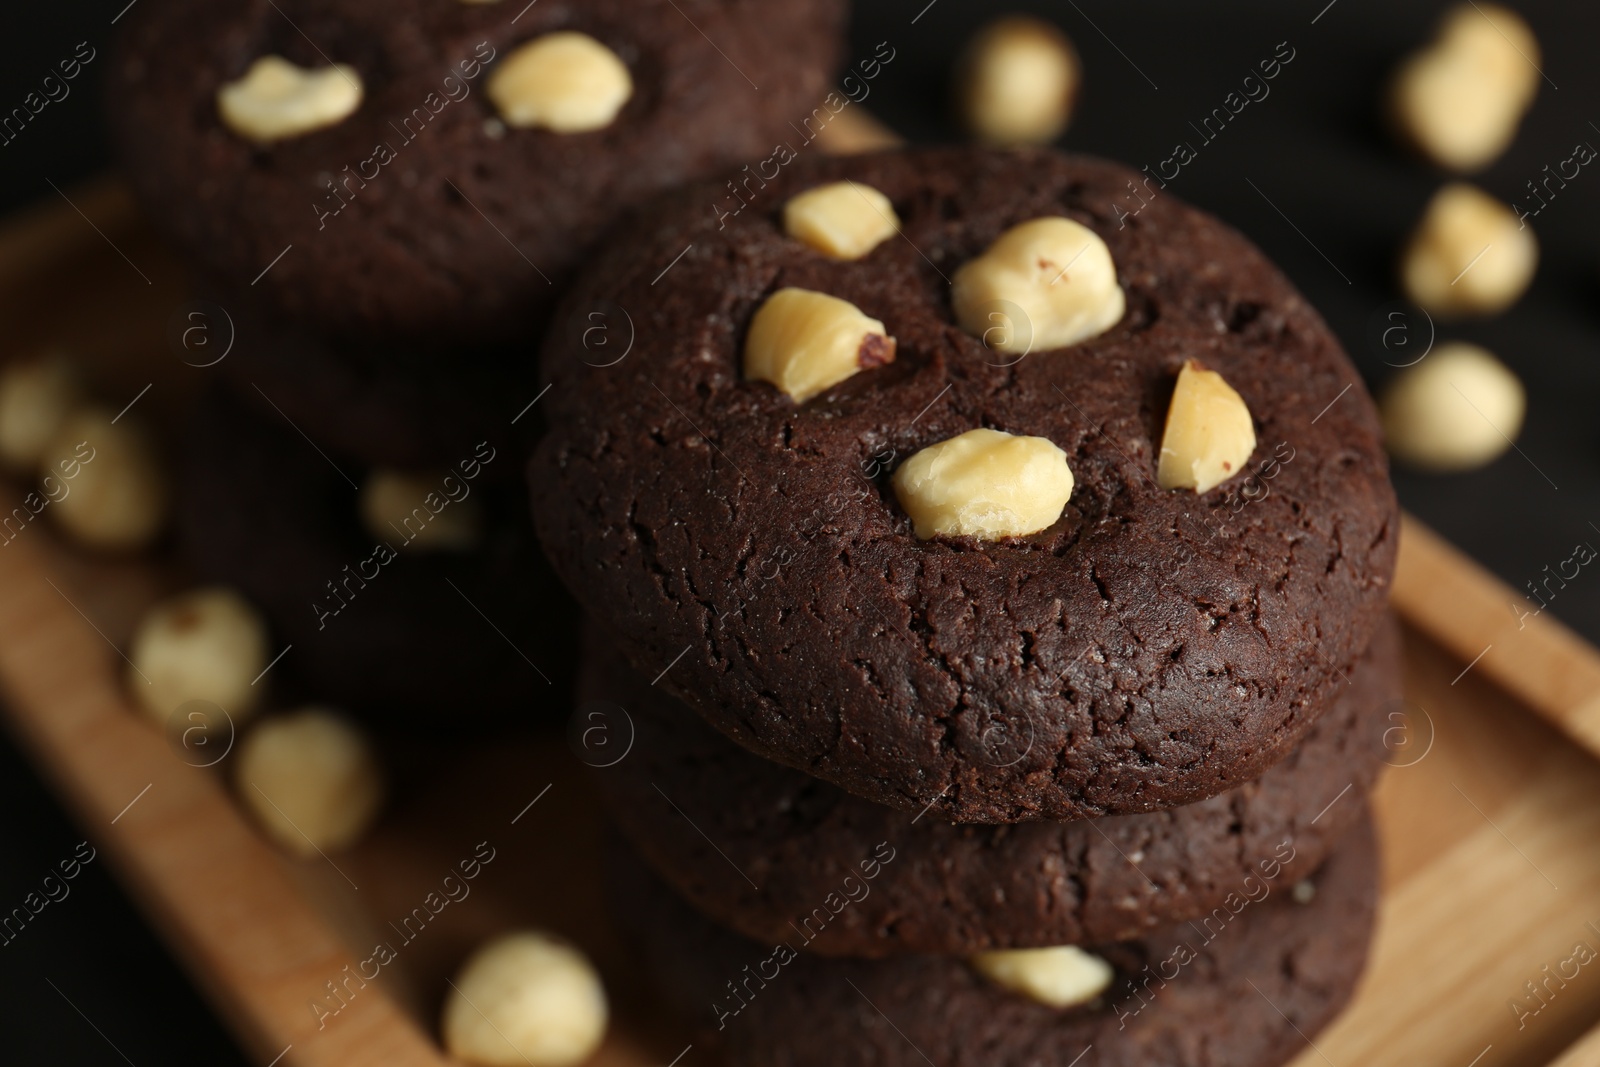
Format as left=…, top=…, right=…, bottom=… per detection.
left=970, top=945, right=1113, bottom=1008
left=488, top=33, right=632, bottom=133
left=1390, top=3, right=1540, bottom=171
left=217, top=56, right=363, bottom=143
left=0, top=357, right=82, bottom=471
left=41, top=407, right=168, bottom=552
left=1380, top=341, right=1524, bottom=470
left=443, top=931, right=608, bottom=1067
left=128, top=587, right=270, bottom=725
left=359, top=469, right=484, bottom=551
left=236, top=709, right=385, bottom=857
left=1401, top=183, right=1537, bottom=317
left=783, top=181, right=901, bottom=261
left=957, top=16, right=1080, bottom=145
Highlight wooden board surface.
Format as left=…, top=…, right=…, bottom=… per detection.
left=5, top=109, right=1600, bottom=1067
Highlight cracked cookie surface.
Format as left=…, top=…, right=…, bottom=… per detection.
left=532, top=146, right=1398, bottom=822
left=616, top=808, right=1378, bottom=1067
left=585, top=615, right=1396, bottom=955
left=108, top=0, right=846, bottom=347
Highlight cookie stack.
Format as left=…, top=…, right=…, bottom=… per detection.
left=531, top=145, right=1401, bottom=1066
left=105, top=0, right=847, bottom=723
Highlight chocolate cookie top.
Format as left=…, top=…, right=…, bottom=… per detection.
left=213, top=286, right=541, bottom=472
left=108, top=0, right=846, bottom=346
left=178, top=389, right=576, bottom=727
left=616, top=811, right=1377, bottom=1067
left=586, top=614, right=1396, bottom=955
left=532, top=146, right=1398, bottom=822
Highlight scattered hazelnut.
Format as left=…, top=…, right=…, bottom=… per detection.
left=217, top=56, right=363, bottom=143
left=1400, top=182, right=1537, bottom=317
left=957, top=16, right=1081, bottom=145
left=41, top=408, right=168, bottom=552
left=0, top=357, right=82, bottom=471
left=127, top=587, right=270, bottom=726
left=970, top=945, right=1113, bottom=1009
left=893, top=428, right=1074, bottom=540
left=744, top=287, right=896, bottom=403
left=1156, top=360, right=1257, bottom=494
left=235, top=709, right=385, bottom=857
left=358, top=469, right=484, bottom=551
left=443, top=931, right=609, bottom=1067
left=951, top=217, right=1124, bottom=355
left=488, top=32, right=632, bottom=133
left=1380, top=341, right=1524, bottom=471
left=783, top=181, right=901, bottom=261
left=1390, top=3, right=1540, bottom=171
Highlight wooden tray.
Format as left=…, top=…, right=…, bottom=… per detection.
left=5, top=111, right=1600, bottom=1067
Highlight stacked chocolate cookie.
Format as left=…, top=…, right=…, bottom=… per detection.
left=531, top=145, right=1401, bottom=1065
left=105, top=0, right=847, bottom=723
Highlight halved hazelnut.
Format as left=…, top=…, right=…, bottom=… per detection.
left=1157, top=360, right=1256, bottom=493
left=783, top=181, right=900, bottom=261
left=744, top=287, right=895, bottom=403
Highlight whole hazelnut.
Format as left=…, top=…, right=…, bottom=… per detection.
left=957, top=16, right=1081, bottom=145
left=0, top=357, right=82, bottom=471
left=41, top=407, right=168, bottom=553
left=1400, top=183, right=1537, bottom=317
left=443, top=931, right=608, bottom=1067
left=236, top=709, right=385, bottom=857
left=127, top=587, right=270, bottom=726
left=1380, top=341, right=1524, bottom=470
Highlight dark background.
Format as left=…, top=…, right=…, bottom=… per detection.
left=2, top=0, right=1594, bottom=1061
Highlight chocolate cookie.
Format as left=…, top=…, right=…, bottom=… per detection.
left=212, top=287, right=542, bottom=472
left=109, top=0, right=848, bottom=346
left=586, top=615, right=1397, bottom=956
left=177, top=388, right=576, bottom=727
left=530, top=146, right=1399, bottom=822
left=617, top=810, right=1378, bottom=1067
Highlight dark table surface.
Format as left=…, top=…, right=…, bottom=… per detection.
left=3, top=0, right=1595, bottom=1061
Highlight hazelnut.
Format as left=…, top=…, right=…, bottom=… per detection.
left=970, top=946, right=1113, bottom=1009
left=1390, top=3, right=1540, bottom=171
left=744, top=287, right=896, bottom=403
left=0, top=357, right=82, bottom=472
left=1401, top=183, right=1537, bottom=317
left=358, top=468, right=484, bottom=551
left=1380, top=341, right=1524, bottom=470
left=442, top=931, right=608, bottom=1067
left=235, top=709, right=384, bottom=857
left=783, top=181, right=901, bottom=261
left=41, top=408, right=168, bottom=552
left=217, top=56, right=363, bottom=143
left=892, top=428, right=1074, bottom=541
left=1156, top=360, right=1257, bottom=494
left=488, top=33, right=632, bottom=133
left=951, top=217, right=1124, bottom=355
left=957, top=16, right=1080, bottom=145
left=127, top=587, right=270, bottom=726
